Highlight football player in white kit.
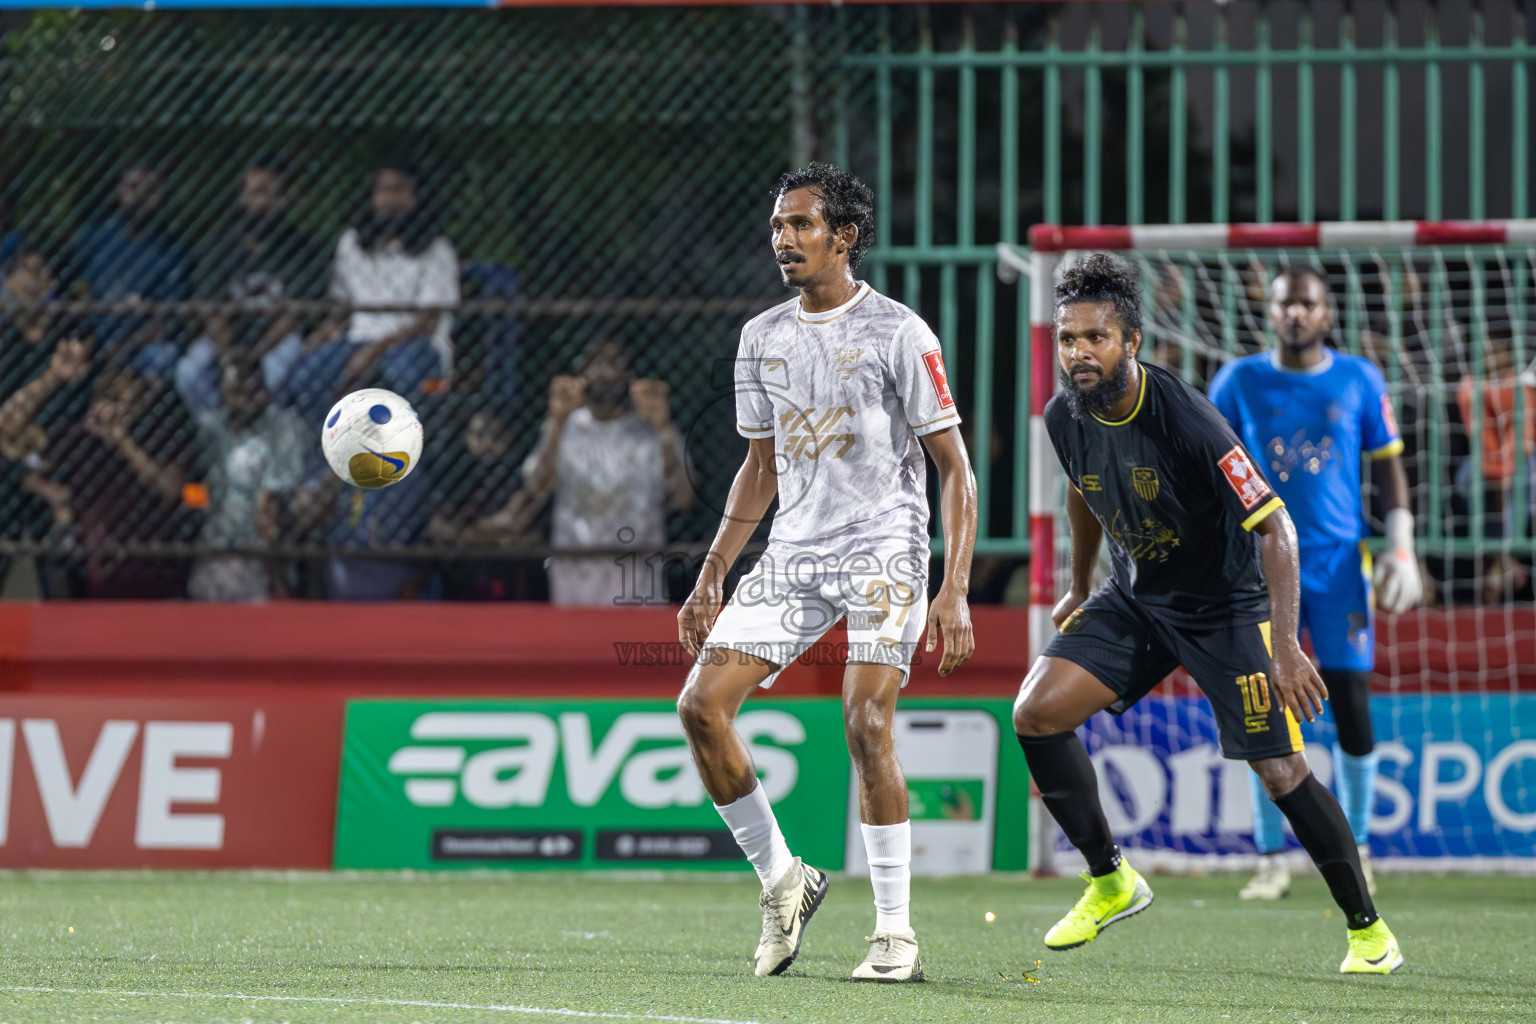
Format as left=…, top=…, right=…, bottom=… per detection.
left=677, top=163, right=977, bottom=983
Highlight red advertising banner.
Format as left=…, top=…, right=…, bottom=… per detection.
left=0, top=603, right=1032, bottom=697
left=0, top=696, right=343, bottom=868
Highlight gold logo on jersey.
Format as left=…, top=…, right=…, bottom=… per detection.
left=1060, top=608, right=1090, bottom=634
left=1106, top=509, right=1180, bottom=564
left=1081, top=474, right=1103, bottom=492
left=835, top=346, right=864, bottom=381
left=1131, top=467, right=1160, bottom=501
left=755, top=358, right=789, bottom=391
left=779, top=406, right=856, bottom=460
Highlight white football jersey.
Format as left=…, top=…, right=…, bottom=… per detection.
left=734, top=282, right=961, bottom=553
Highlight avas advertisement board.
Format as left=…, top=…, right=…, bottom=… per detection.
left=335, top=699, right=849, bottom=870
left=335, top=698, right=1031, bottom=872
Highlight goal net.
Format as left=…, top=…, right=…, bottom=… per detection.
left=1024, top=222, right=1536, bottom=873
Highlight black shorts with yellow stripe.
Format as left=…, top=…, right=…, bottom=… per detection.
left=1044, top=583, right=1304, bottom=761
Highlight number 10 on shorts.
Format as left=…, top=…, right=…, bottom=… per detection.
left=1237, top=672, right=1272, bottom=734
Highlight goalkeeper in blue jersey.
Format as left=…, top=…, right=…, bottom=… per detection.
left=1208, top=268, right=1421, bottom=901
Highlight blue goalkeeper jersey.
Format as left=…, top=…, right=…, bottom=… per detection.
left=1207, top=350, right=1402, bottom=552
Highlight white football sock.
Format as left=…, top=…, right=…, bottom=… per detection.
left=715, top=782, right=794, bottom=889
left=861, top=820, right=912, bottom=935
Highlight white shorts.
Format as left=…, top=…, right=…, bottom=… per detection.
left=702, top=541, right=929, bottom=688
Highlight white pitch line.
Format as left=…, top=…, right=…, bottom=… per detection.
left=0, top=986, right=767, bottom=1024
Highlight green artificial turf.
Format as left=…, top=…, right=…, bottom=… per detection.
left=0, top=872, right=1530, bottom=1024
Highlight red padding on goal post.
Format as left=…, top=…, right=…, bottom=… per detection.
left=1229, top=223, right=1321, bottom=248
left=1028, top=224, right=1135, bottom=253
left=1414, top=222, right=1509, bottom=245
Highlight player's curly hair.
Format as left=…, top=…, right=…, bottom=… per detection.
left=1055, top=252, right=1143, bottom=340
left=774, top=163, right=876, bottom=269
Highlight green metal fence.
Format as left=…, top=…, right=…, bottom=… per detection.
left=844, top=1, right=1536, bottom=582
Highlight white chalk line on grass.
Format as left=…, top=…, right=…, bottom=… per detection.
left=0, top=986, right=767, bottom=1024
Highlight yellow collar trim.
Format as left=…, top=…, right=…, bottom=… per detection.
left=1090, top=364, right=1147, bottom=426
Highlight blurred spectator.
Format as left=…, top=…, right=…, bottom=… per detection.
left=429, top=408, right=545, bottom=599
left=455, top=261, right=522, bottom=402
left=1145, top=259, right=1256, bottom=385
left=65, top=161, right=191, bottom=376
left=187, top=350, right=311, bottom=601
left=297, top=459, right=436, bottom=601
left=2, top=242, right=55, bottom=311
left=1145, top=263, right=1186, bottom=376
left=39, top=371, right=199, bottom=597
left=176, top=157, right=325, bottom=414
left=523, top=338, right=692, bottom=606
left=1454, top=325, right=1536, bottom=598
left=69, top=162, right=190, bottom=303
left=0, top=316, right=96, bottom=595
left=0, top=315, right=97, bottom=461
left=284, top=156, right=458, bottom=426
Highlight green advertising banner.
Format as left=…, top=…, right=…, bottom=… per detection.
left=335, top=697, right=1030, bottom=872
left=335, top=698, right=852, bottom=870
left=848, top=700, right=1032, bottom=874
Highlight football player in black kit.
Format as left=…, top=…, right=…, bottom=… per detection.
left=1011, top=253, right=1402, bottom=975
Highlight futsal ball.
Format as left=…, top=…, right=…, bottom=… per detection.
left=320, top=388, right=424, bottom=489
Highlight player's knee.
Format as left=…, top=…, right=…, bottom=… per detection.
left=676, top=686, right=730, bottom=741
left=1250, top=754, right=1309, bottom=800
left=1012, top=694, right=1058, bottom=737
left=843, top=699, right=892, bottom=765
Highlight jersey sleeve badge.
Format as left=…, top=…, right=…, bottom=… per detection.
left=922, top=349, right=956, bottom=409
left=1217, top=445, right=1271, bottom=510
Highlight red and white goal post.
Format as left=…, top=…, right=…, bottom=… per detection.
left=1016, top=220, right=1536, bottom=873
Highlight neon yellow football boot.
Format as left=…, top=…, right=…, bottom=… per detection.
left=1043, top=860, right=1154, bottom=951
left=1339, top=918, right=1403, bottom=974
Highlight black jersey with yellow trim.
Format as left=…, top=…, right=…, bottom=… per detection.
left=1044, top=361, right=1284, bottom=629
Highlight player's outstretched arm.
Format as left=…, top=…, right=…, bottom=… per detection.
left=1253, top=505, right=1330, bottom=722
left=678, top=437, right=778, bottom=657
left=918, top=425, right=977, bottom=676
left=1054, top=484, right=1103, bottom=629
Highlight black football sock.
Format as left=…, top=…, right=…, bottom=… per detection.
left=1274, top=774, right=1379, bottom=929
left=1017, top=731, right=1122, bottom=877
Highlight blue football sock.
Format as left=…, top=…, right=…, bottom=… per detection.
left=1335, top=746, right=1378, bottom=846
left=1249, top=769, right=1288, bottom=855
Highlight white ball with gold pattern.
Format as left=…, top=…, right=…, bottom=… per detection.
left=320, top=388, right=424, bottom=489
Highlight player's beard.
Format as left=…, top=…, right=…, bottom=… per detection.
left=778, top=253, right=807, bottom=290
left=1279, top=325, right=1329, bottom=356
left=1058, top=351, right=1134, bottom=421
left=778, top=236, right=831, bottom=291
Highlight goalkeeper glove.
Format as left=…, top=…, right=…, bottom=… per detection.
left=1373, top=508, right=1421, bottom=614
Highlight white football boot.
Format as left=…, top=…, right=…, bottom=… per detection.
left=850, top=929, right=923, bottom=983
left=752, top=857, right=828, bottom=977
left=1238, top=854, right=1292, bottom=900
